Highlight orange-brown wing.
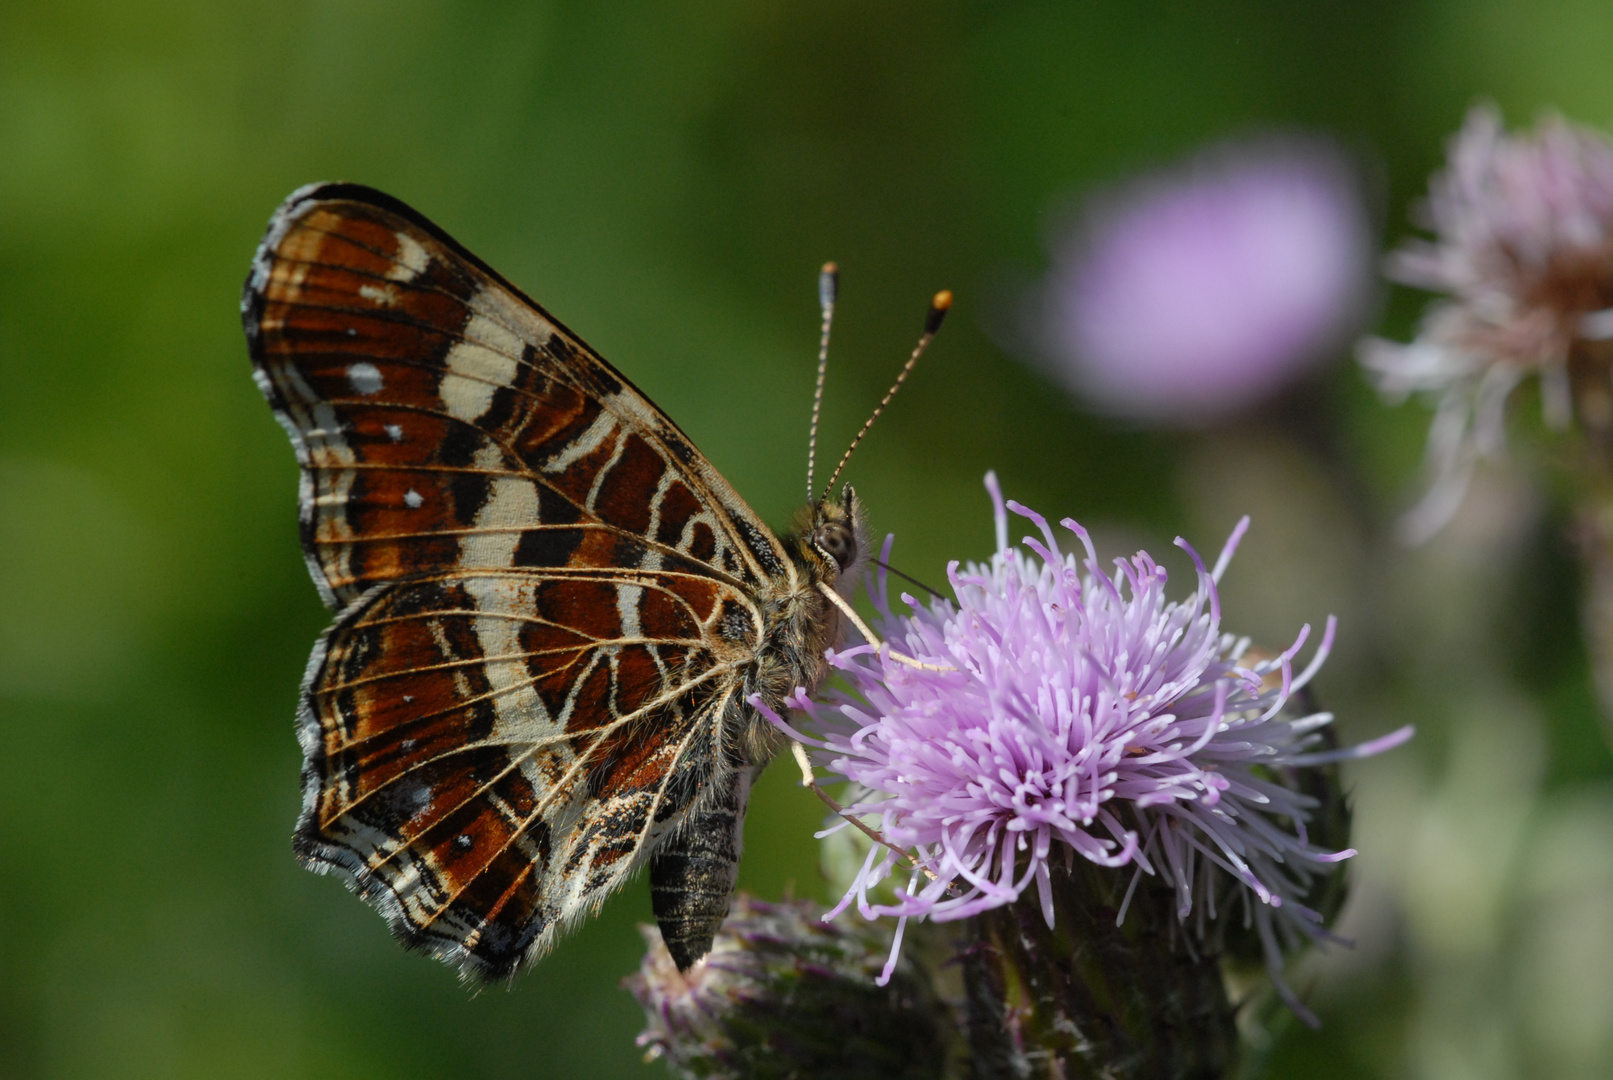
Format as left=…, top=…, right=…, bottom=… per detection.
left=244, top=183, right=794, bottom=606
left=244, top=184, right=785, bottom=977
left=297, top=565, right=756, bottom=977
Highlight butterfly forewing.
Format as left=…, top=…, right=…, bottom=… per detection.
left=245, top=183, right=799, bottom=978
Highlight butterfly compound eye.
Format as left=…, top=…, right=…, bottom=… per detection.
left=812, top=522, right=857, bottom=572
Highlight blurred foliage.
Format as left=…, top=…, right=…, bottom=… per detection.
left=5, top=1, right=1613, bottom=1078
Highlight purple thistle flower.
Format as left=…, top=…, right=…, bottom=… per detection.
left=756, top=474, right=1411, bottom=1016
left=1035, top=134, right=1374, bottom=423
left=1361, top=104, right=1613, bottom=540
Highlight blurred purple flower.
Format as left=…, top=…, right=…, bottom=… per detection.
left=1035, top=135, right=1374, bottom=422
left=757, top=474, right=1410, bottom=1015
left=1361, top=105, right=1613, bottom=540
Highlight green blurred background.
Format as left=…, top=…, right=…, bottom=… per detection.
left=6, top=2, right=1613, bottom=1077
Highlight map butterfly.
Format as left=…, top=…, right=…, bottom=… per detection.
left=243, top=184, right=888, bottom=979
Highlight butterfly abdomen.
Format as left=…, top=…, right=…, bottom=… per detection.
left=648, top=764, right=755, bottom=970
left=643, top=560, right=839, bottom=969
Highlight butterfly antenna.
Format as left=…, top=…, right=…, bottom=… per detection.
left=806, top=262, right=838, bottom=503
left=872, top=558, right=947, bottom=600
left=822, top=289, right=951, bottom=499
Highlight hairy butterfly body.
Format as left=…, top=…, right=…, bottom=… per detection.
left=244, top=183, right=865, bottom=978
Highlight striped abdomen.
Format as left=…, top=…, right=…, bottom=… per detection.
left=649, top=765, right=756, bottom=969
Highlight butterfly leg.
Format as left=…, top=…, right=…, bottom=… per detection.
left=648, top=764, right=755, bottom=970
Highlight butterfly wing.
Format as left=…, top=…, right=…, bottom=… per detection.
left=244, top=183, right=795, bottom=977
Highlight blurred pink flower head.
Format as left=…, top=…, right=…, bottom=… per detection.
left=1360, top=105, right=1613, bottom=540
left=1037, top=135, right=1375, bottom=422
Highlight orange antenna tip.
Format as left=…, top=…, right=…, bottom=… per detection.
left=924, top=290, right=952, bottom=335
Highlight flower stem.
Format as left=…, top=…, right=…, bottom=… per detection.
left=961, top=859, right=1237, bottom=1080
left=1574, top=493, right=1613, bottom=734
left=1566, top=339, right=1613, bottom=742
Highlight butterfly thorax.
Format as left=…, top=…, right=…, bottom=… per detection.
left=647, top=487, right=865, bottom=968
left=732, top=487, right=867, bottom=765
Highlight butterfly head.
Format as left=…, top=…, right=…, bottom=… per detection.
left=794, top=484, right=868, bottom=592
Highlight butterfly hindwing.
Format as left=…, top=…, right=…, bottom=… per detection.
left=299, top=568, right=744, bottom=975
left=245, top=184, right=792, bottom=977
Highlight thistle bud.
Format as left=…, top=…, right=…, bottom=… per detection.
left=624, top=895, right=953, bottom=1080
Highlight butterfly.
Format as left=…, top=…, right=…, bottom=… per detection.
left=241, top=183, right=946, bottom=980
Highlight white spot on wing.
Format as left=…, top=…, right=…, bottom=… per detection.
left=471, top=282, right=554, bottom=349
left=384, top=424, right=404, bottom=442
left=346, top=362, right=383, bottom=395
left=542, top=413, right=616, bottom=474
left=404, top=489, right=424, bottom=508
left=386, top=231, right=430, bottom=282
left=583, top=430, right=628, bottom=514
left=439, top=312, right=525, bottom=422
left=460, top=443, right=539, bottom=568
left=461, top=575, right=555, bottom=738
left=616, top=584, right=643, bottom=639
left=358, top=283, right=399, bottom=307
